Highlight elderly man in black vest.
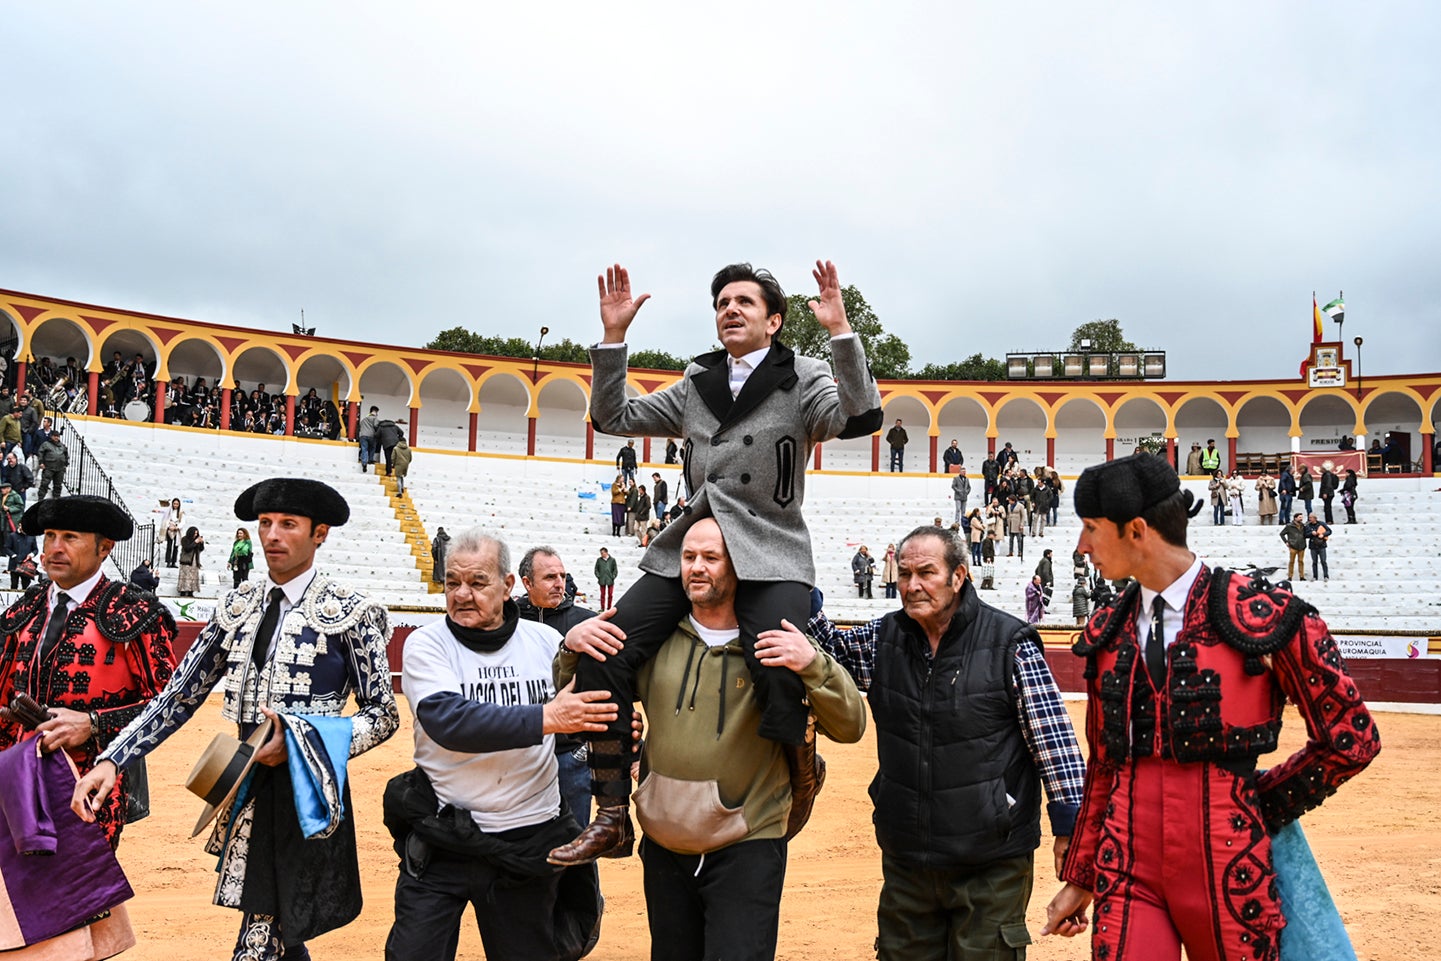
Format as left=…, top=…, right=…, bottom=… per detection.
left=808, top=525, right=1085, bottom=959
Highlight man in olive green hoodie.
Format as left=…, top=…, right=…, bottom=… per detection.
left=558, top=517, right=865, bottom=961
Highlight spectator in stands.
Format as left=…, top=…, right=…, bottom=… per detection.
left=1, top=481, right=28, bottom=589
left=176, top=526, right=204, bottom=596
left=1381, top=435, right=1407, bottom=471
left=1035, top=548, right=1054, bottom=609
left=0, top=386, right=12, bottom=418
left=1319, top=464, right=1339, bottom=524
left=129, top=558, right=160, bottom=593
left=1208, top=469, right=1226, bottom=525
left=1184, top=442, right=1203, bottom=475
left=392, top=436, right=412, bottom=495
left=1005, top=494, right=1028, bottom=559
left=375, top=415, right=403, bottom=475
left=1280, top=512, right=1307, bottom=581
left=942, top=439, right=964, bottom=472
left=651, top=472, right=667, bottom=525
left=881, top=542, right=899, bottom=599
left=609, top=474, right=627, bottom=537
left=0, top=407, right=20, bottom=453
left=1305, top=512, right=1332, bottom=582
left=996, top=441, right=1018, bottom=471
left=1025, top=574, right=1045, bottom=623
left=430, top=526, right=449, bottom=585
left=979, top=531, right=997, bottom=589
left=228, top=527, right=253, bottom=588
left=1225, top=469, right=1245, bottom=526
left=1070, top=575, right=1089, bottom=626
left=1338, top=433, right=1356, bottom=451
left=951, top=467, right=970, bottom=525
left=357, top=405, right=380, bottom=472
left=617, top=439, right=638, bottom=485
left=1046, top=470, right=1063, bottom=526
left=1255, top=468, right=1278, bottom=524
left=852, top=545, right=876, bottom=598
left=1199, top=438, right=1221, bottom=474
left=1297, top=463, right=1315, bottom=517
left=1277, top=464, right=1296, bottom=524
left=664, top=437, right=678, bottom=464
left=1031, top=476, right=1052, bottom=538
left=632, top=484, right=651, bottom=545
left=886, top=418, right=908, bottom=472
left=623, top=480, right=639, bottom=537
left=667, top=493, right=687, bottom=524
left=1, top=451, right=32, bottom=506
left=981, top=450, right=1000, bottom=504
left=967, top=509, right=985, bottom=567
left=1341, top=468, right=1359, bottom=524
left=37, top=429, right=69, bottom=499
left=163, top=496, right=184, bottom=567
left=594, top=546, right=617, bottom=610
left=19, top=392, right=43, bottom=459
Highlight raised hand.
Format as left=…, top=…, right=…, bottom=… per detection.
left=598, top=264, right=651, bottom=345
left=806, top=260, right=853, bottom=337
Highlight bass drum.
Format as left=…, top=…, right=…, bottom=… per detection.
left=123, top=399, right=152, bottom=422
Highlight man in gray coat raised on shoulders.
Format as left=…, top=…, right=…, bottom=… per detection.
left=549, top=260, right=883, bottom=865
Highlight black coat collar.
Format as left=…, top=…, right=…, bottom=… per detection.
left=691, top=341, right=800, bottom=431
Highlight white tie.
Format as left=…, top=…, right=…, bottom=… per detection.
left=729, top=359, right=749, bottom=399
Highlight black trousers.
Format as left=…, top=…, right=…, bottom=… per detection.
left=574, top=573, right=810, bottom=753
left=385, top=843, right=562, bottom=961
left=640, top=836, right=787, bottom=961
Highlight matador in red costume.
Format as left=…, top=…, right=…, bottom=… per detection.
left=1042, top=454, right=1380, bottom=961
left=0, top=495, right=178, bottom=848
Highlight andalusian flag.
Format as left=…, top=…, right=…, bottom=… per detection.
left=1323, top=295, right=1345, bottom=326
left=1313, top=294, right=1324, bottom=343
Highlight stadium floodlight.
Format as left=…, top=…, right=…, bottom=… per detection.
left=1006, top=355, right=1031, bottom=379
left=1062, top=354, right=1084, bottom=378
left=1087, top=354, right=1110, bottom=378
left=1115, top=353, right=1141, bottom=377
left=1143, top=352, right=1166, bottom=378
left=1031, top=354, right=1056, bottom=377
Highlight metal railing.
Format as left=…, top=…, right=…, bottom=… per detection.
left=52, top=411, right=156, bottom=582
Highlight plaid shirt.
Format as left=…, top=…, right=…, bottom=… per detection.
left=808, top=609, right=1085, bottom=836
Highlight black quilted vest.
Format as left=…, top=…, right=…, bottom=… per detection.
left=867, top=583, right=1042, bottom=868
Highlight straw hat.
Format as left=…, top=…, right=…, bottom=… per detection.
left=184, top=716, right=275, bottom=838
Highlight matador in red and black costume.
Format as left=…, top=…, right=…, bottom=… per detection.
left=0, top=494, right=178, bottom=848
left=1042, top=454, right=1380, bottom=961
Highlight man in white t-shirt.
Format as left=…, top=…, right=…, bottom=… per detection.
left=386, top=528, right=618, bottom=961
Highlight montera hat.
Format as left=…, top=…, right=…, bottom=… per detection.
left=1073, top=453, right=1186, bottom=524
left=185, top=716, right=275, bottom=838
left=234, top=478, right=350, bottom=526
left=20, top=494, right=134, bottom=540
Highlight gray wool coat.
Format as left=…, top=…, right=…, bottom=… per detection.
left=589, top=338, right=881, bottom=583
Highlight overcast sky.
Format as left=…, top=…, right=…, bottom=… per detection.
left=4, top=3, right=1438, bottom=381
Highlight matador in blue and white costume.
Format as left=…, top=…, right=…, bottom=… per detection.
left=74, top=478, right=399, bottom=961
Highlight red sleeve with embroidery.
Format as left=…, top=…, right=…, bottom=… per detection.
left=1256, top=612, right=1380, bottom=832
left=1058, top=675, right=1112, bottom=890
left=93, top=624, right=180, bottom=747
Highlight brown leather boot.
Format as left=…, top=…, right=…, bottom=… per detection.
left=783, top=713, right=826, bottom=840
left=547, top=802, right=634, bottom=865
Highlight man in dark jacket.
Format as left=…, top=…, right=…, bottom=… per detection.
left=1, top=452, right=34, bottom=504
left=650, top=473, right=668, bottom=525
left=515, top=546, right=599, bottom=828
left=37, top=429, right=69, bottom=499
left=375, top=416, right=403, bottom=475
left=981, top=452, right=1001, bottom=504
left=1318, top=465, right=1339, bottom=524
left=807, top=526, right=1084, bottom=959
left=616, top=440, right=638, bottom=485
left=1280, top=512, right=1307, bottom=581
left=886, top=419, right=908, bottom=472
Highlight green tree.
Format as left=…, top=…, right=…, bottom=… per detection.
left=911, top=353, right=1007, bottom=381
left=628, top=348, right=691, bottom=371
left=782, top=285, right=912, bottom=379
left=1068, top=319, right=1137, bottom=352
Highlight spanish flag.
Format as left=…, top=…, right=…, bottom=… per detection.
left=1313, top=293, right=1324, bottom=343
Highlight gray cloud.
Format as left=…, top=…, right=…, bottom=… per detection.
left=3, top=2, right=1437, bottom=381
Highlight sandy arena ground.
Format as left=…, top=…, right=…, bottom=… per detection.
left=106, top=696, right=1436, bottom=960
